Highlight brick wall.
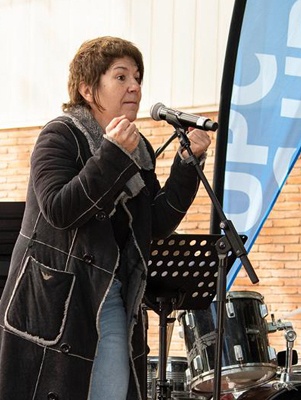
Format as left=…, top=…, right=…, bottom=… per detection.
left=1, top=114, right=301, bottom=365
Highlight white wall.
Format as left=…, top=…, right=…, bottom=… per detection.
left=0, top=0, right=235, bottom=128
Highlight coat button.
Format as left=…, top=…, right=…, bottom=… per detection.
left=83, top=254, right=94, bottom=264
left=96, top=211, right=106, bottom=220
left=47, top=392, right=59, bottom=400
left=60, top=343, right=71, bottom=354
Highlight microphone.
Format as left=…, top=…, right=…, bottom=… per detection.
left=150, top=102, right=218, bottom=132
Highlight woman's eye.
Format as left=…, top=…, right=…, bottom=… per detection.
left=117, top=75, right=126, bottom=81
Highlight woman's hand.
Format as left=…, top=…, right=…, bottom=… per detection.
left=106, top=115, right=140, bottom=153
left=181, top=127, right=211, bottom=159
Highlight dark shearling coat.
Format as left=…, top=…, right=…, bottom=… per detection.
left=0, top=116, right=201, bottom=400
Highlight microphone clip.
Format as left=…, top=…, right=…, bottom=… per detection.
left=166, top=111, right=185, bottom=130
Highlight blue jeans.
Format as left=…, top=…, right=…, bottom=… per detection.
left=89, top=279, right=130, bottom=400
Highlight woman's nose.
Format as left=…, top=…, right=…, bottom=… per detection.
left=128, top=78, right=141, bottom=92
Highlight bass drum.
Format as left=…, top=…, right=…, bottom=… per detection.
left=237, top=382, right=301, bottom=399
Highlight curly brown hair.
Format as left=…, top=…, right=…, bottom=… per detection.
left=62, top=36, right=144, bottom=112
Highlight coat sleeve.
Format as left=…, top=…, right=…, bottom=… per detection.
left=146, top=139, right=202, bottom=239
left=31, top=119, right=140, bottom=230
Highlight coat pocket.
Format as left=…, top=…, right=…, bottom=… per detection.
left=4, top=256, right=75, bottom=346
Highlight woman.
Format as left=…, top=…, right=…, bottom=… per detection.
left=0, top=36, right=211, bottom=400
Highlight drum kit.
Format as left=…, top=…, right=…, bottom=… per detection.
left=147, top=291, right=301, bottom=400
left=145, top=234, right=300, bottom=400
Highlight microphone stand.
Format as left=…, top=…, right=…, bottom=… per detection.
left=155, top=118, right=259, bottom=400
left=155, top=131, right=178, bottom=158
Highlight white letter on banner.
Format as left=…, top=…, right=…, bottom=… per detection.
left=287, top=0, right=301, bottom=49
left=281, top=98, right=301, bottom=118
left=285, top=57, right=301, bottom=77
left=274, top=147, right=297, bottom=187
left=225, top=171, right=262, bottom=232
left=228, top=110, right=268, bottom=164
left=282, top=1, right=301, bottom=118
left=232, top=54, right=277, bottom=106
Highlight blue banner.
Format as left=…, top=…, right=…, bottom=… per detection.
left=223, top=0, right=301, bottom=287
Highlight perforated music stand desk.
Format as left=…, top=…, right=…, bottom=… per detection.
left=145, top=233, right=245, bottom=311
left=145, top=233, right=246, bottom=400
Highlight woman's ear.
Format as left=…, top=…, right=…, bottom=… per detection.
left=78, top=82, right=93, bottom=103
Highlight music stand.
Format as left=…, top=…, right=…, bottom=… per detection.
left=145, top=233, right=247, bottom=400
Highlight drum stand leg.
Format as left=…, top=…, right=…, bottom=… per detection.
left=280, top=329, right=298, bottom=384
left=154, top=297, right=177, bottom=400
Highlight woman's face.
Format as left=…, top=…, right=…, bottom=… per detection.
left=91, top=56, right=142, bottom=129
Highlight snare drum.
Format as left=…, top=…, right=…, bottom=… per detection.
left=179, top=291, right=277, bottom=393
left=237, top=382, right=301, bottom=399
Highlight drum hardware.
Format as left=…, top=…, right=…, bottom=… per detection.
left=268, top=347, right=277, bottom=362
left=278, top=328, right=299, bottom=385
left=185, top=368, right=192, bottom=390
left=226, top=296, right=268, bottom=319
left=267, top=313, right=300, bottom=386
left=272, top=380, right=298, bottom=392
left=267, top=313, right=293, bottom=333
left=233, top=345, right=243, bottom=362
left=193, top=355, right=204, bottom=373
left=260, top=303, right=269, bottom=318
left=226, top=301, right=235, bottom=318
left=236, top=382, right=301, bottom=399
left=185, top=312, right=196, bottom=329
left=245, top=328, right=260, bottom=334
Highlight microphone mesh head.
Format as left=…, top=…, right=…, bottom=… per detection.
left=150, top=102, right=164, bottom=121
